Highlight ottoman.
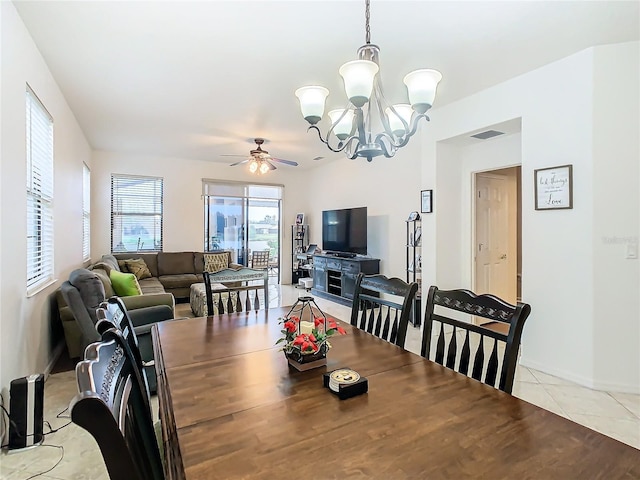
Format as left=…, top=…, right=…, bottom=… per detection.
left=189, top=282, right=227, bottom=317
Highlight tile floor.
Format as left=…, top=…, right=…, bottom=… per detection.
left=1, top=284, right=638, bottom=479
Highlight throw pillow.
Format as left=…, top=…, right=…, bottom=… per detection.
left=203, top=253, right=229, bottom=273
left=124, top=258, right=153, bottom=280
left=110, top=270, right=143, bottom=297
left=117, top=259, right=129, bottom=272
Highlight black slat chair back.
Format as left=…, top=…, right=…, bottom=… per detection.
left=70, top=332, right=164, bottom=480
left=203, top=267, right=269, bottom=315
left=421, top=286, right=531, bottom=393
left=350, top=273, right=419, bottom=348
left=96, top=298, right=151, bottom=410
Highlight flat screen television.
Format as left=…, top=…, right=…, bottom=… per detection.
left=322, top=207, right=367, bottom=256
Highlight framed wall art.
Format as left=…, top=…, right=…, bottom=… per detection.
left=421, top=189, right=433, bottom=213
left=534, top=164, right=573, bottom=210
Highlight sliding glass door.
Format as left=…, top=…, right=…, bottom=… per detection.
left=203, top=182, right=282, bottom=282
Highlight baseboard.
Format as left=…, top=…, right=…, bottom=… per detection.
left=520, top=356, right=640, bottom=394
left=44, top=340, right=66, bottom=380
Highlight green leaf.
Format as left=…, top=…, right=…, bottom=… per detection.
left=275, top=338, right=285, bottom=344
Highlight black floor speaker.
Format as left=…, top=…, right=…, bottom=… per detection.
left=8, top=374, right=44, bottom=450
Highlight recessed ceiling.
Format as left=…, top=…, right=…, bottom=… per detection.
left=13, top=1, right=639, bottom=169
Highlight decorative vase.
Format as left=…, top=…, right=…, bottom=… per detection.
left=285, top=343, right=328, bottom=371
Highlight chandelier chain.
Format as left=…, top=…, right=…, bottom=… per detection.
left=365, top=0, right=371, bottom=44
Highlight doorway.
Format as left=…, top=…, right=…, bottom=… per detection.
left=473, top=166, right=521, bottom=310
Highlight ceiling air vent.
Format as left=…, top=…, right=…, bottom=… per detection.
left=471, top=130, right=505, bottom=140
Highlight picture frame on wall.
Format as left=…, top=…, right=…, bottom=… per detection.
left=421, top=189, right=433, bottom=213
left=534, top=164, right=573, bottom=210
left=295, top=213, right=305, bottom=224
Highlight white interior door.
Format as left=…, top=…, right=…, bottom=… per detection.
left=474, top=172, right=517, bottom=306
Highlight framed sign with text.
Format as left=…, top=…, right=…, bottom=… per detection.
left=421, top=189, right=433, bottom=213
left=534, top=165, right=573, bottom=210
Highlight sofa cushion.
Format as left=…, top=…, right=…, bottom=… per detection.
left=93, top=268, right=115, bottom=298
left=158, top=274, right=199, bottom=290
left=68, top=269, right=105, bottom=323
left=195, top=251, right=231, bottom=272
left=158, top=252, right=195, bottom=276
left=138, top=277, right=166, bottom=295
left=110, top=270, right=143, bottom=297
left=125, top=258, right=153, bottom=280
left=101, top=254, right=121, bottom=272
left=114, top=253, right=159, bottom=277
left=203, top=253, right=229, bottom=273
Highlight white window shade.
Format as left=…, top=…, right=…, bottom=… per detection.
left=111, top=175, right=163, bottom=252
left=201, top=180, right=283, bottom=200
left=26, top=86, right=54, bottom=294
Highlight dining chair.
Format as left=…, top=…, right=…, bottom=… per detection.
left=421, top=286, right=531, bottom=394
left=95, top=296, right=169, bottom=394
left=251, top=250, right=270, bottom=270
left=96, top=298, right=152, bottom=406
left=350, top=273, right=419, bottom=348
left=70, top=331, right=165, bottom=480
left=203, top=267, right=269, bottom=315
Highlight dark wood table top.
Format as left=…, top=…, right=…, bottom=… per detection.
left=153, top=307, right=640, bottom=480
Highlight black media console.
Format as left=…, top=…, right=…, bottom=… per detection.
left=311, top=254, right=380, bottom=306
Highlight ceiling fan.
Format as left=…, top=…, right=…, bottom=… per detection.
left=224, top=138, right=299, bottom=174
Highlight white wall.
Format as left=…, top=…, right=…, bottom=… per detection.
left=591, top=42, right=640, bottom=391
left=303, top=135, right=422, bottom=280
left=1, top=2, right=92, bottom=394
left=90, top=151, right=309, bottom=281
left=424, top=42, right=639, bottom=392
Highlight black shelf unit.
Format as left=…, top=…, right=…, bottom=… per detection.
left=291, top=224, right=310, bottom=284
left=406, top=217, right=422, bottom=327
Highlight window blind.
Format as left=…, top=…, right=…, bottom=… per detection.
left=82, top=163, right=91, bottom=261
left=111, top=174, right=163, bottom=252
left=201, top=179, right=283, bottom=200
left=26, top=86, right=54, bottom=293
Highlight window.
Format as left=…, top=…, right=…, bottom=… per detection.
left=111, top=174, right=163, bottom=252
left=26, top=86, right=54, bottom=294
left=82, top=163, right=91, bottom=261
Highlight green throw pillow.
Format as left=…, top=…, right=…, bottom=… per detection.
left=110, top=270, right=142, bottom=297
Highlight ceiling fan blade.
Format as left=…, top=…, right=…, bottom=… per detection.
left=229, top=159, right=250, bottom=167
left=221, top=154, right=249, bottom=157
left=270, top=157, right=299, bottom=167
left=266, top=160, right=277, bottom=170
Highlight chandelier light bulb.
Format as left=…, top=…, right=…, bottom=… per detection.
left=295, top=86, right=329, bottom=125
left=249, top=160, right=258, bottom=173
left=328, top=109, right=355, bottom=140
left=259, top=162, right=270, bottom=174
left=339, top=60, right=379, bottom=108
left=403, top=69, right=443, bottom=114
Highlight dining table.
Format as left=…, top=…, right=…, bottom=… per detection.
left=152, top=306, right=639, bottom=480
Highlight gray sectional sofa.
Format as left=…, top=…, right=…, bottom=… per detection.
left=57, top=250, right=240, bottom=358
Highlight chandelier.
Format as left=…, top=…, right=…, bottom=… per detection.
left=295, top=0, right=442, bottom=162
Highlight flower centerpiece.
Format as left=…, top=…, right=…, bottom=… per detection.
left=277, top=296, right=346, bottom=371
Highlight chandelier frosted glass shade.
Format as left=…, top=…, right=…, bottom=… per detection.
left=338, top=60, right=379, bottom=108
left=328, top=109, right=355, bottom=140
left=403, top=69, right=443, bottom=114
left=294, top=86, right=329, bottom=125
left=385, top=104, right=413, bottom=136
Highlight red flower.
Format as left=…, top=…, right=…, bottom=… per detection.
left=289, top=316, right=301, bottom=323
left=328, top=319, right=338, bottom=329
left=314, top=317, right=324, bottom=327
left=337, top=326, right=346, bottom=335
left=283, top=321, right=297, bottom=333
left=292, top=334, right=306, bottom=346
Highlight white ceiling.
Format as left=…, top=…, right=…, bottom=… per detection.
left=14, top=0, right=640, bottom=169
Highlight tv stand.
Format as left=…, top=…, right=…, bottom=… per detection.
left=311, top=254, right=380, bottom=306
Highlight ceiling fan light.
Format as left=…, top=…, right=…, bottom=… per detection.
left=385, top=104, right=413, bottom=136
left=403, top=69, right=442, bottom=114
left=295, top=86, right=329, bottom=125
left=249, top=160, right=259, bottom=173
left=259, top=161, right=270, bottom=174
left=328, top=109, right=354, bottom=141
left=339, top=60, right=379, bottom=108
